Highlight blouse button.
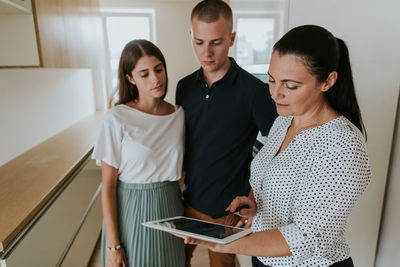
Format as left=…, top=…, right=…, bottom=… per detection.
left=205, top=94, right=209, bottom=99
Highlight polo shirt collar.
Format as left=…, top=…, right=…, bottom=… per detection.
left=196, top=57, right=240, bottom=87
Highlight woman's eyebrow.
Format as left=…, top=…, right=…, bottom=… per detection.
left=282, top=79, right=302, bottom=84
left=268, top=72, right=302, bottom=84
left=137, top=63, right=162, bottom=73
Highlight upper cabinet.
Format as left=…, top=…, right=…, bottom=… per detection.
left=0, top=0, right=40, bottom=67
left=32, top=0, right=106, bottom=69
left=0, top=0, right=32, bottom=14
left=0, top=0, right=106, bottom=69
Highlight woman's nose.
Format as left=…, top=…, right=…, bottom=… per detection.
left=150, top=71, right=160, bottom=83
left=270, top=83, right=283, bottom=100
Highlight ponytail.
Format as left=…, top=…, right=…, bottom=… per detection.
left=273, top=25, right=366, bottom=138
left=325, top=38, right=366, bottom=138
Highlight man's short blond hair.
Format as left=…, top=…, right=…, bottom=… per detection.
left=191, top=0, right=233, bottom=32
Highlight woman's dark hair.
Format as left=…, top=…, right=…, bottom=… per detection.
left=273, top=25, right=366, bottom=137
left=114, top=39, right=168, bottom=105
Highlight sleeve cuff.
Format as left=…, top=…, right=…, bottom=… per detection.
left=278, top=223, right=313, bottom=263
left=278, top=223, right=306, bottom=247
left=91, top=153, right=119, bottom=169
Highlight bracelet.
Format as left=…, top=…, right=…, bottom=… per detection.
left=106, top=244, right=122, bottom=252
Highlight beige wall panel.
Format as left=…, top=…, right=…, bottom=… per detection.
left=33, top=0, right=67, bottom=67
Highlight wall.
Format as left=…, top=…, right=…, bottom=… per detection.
left=287, top=0, right=400, bottom=266
left=0, top=68, right=96, bottom=166
left=0, top=13, right=40, bottom=66
left=375, top=91, right=400, bottom=266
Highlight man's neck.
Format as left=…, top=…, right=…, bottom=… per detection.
left=203, top=58, right=232, bottom=87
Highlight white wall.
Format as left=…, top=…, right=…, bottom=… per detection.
left=0, top=13, right=40, bottom=66
left=375, top=92, right=400, bottom=266
left=287, top=0, right=400, bottom=266
left=0, top=68, right=96, bottom=166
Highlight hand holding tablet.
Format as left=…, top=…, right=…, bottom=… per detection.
left=142, top=216, right=252, bottom=244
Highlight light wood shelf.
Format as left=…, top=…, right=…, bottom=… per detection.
left=0, top=112, right=103, bottom=252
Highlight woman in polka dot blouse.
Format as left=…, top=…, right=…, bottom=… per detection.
left=178, top=25, right=371, bottom=267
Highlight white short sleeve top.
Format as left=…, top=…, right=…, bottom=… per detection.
left=92, top=104, right=185, bottom=184
left=250, top=116, right=371, bottom=267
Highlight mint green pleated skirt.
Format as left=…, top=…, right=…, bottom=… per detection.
left=101, top=181, right=185, bottom=267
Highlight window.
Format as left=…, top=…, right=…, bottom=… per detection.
left=236, top=18, right=274, bottom=66
left=101, top=8, right=156, bottom=94
left=233, top=11, right=283, bottom=82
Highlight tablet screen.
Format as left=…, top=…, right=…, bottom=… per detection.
left=157, top=217, right=243, bottom=239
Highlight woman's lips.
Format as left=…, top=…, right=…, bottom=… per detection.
left=275, top=102, right=288, bottom=107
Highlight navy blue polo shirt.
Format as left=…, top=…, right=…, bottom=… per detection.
left=176, top=58, right=277, bottom=218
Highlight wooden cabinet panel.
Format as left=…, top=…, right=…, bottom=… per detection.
left=2, top=160, right=102, bottom=267
left=32, top=0, right=106, bottom=69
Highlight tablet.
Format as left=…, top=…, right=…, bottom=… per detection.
left=142, top=216, right=252, bottom=244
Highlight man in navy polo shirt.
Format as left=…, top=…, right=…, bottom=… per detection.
left=175, top=1, right=277, bottom=266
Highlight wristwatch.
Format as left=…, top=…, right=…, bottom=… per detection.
left=106, top=244, right=122, bottom=252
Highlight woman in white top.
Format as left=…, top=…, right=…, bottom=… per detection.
left=177, top=25, right=371, bottom=267
left=93, top=40, right=185, bottom=267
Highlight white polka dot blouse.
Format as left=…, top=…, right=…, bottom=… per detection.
left=250, top=116, right=371, bottom=267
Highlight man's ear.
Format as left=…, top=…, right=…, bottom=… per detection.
left=126, top=74, right=135, bottom=85
left=321, top=71, right=338, bottom=92
left=190, top=28, right=195, bottom=42
left=230, top=32, right=236, bottom=47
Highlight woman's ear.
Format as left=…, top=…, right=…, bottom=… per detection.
left=321, top=71, right=338, bottom=92
left=125, top=74, right=136, bottom=85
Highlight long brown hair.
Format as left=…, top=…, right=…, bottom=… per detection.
left=113, top=39, right=168, bottom=106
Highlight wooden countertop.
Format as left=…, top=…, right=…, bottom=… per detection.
left=0, top=112, right=104, bottom=252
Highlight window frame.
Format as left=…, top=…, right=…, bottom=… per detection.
left=100, top=8, right=156, bottom=100
left=232, top=10, right=284, bottom=75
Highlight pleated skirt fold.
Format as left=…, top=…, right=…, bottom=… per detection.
left=101, top=181, right=185, bottom=267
